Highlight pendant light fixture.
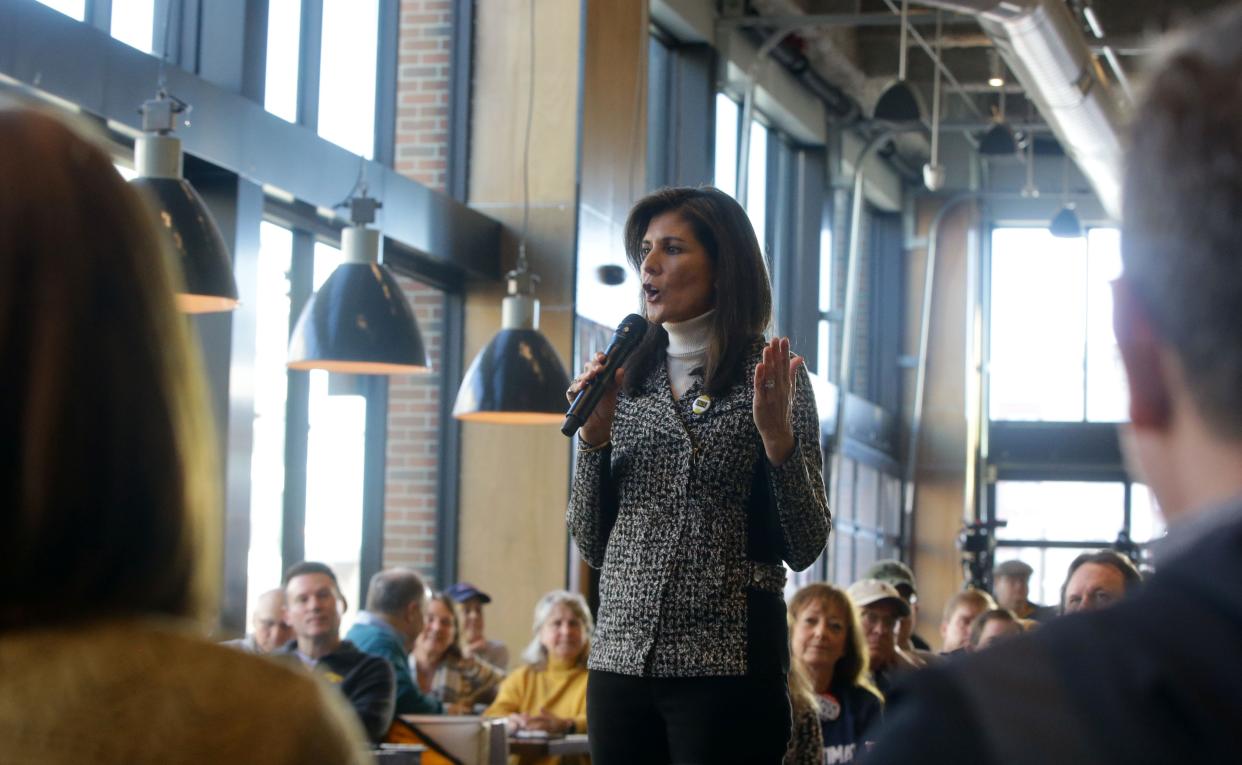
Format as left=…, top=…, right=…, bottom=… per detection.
left=128, top=90, right=239, bottom=313
left=922, top=11, right=946, bottom=191
left=978, top=86, right=1019, bottom=159
left=451, top=0, right=570, bottom=424
left=1049, top=152, right=1083, bottom=238
left=874, top=0, right=923, bottom=122
left=287, top=194, right=429, bottom=374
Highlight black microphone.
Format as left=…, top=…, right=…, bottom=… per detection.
left=561, top=313, right=648, bottom=438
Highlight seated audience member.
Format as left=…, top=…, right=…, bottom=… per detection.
left=223, top=588, right=293, bottom=654
left=0, top=107, right=366, bottom=763
left=967, top=609, right=1021, bottom=652
left=846, top=579, right=922, bottom=695
left=864, top=10, right=1242, bottom=760
left=346, top=568, right=442, bottom=715
left=278, top=562, right=397, bottom=743
left=992, top=560, right=1057, bottom=622
left=413, top=592, right=505, bottom=711
left=485, top=590, right=590, bottom=765
left=1061, top=550, right=1142, bottom=614
left=787, top=584, right=883, bottom=765
left=446, top=581, right=510, bottom=669
left=865, top=560, right=934, bottom=656
left=939, top=588, right=997, bottom=655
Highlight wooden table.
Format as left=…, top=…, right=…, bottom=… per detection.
left=507, top=733, right=591, bottom=757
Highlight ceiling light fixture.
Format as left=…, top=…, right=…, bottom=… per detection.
left=287, top=194, right=429, bottom=374
left=129, top=90, right=239, bottom=313
left=987, top=49, right=1006, bottom=88
left=874, top=0, right=923, bottom=122
left=451, top=0, right=569, bottom=424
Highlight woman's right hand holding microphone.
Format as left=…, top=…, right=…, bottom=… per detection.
left=565, top=351, right=625, bottom=447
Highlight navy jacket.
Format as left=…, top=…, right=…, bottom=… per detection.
left=276, top=639, right=396, bottom=744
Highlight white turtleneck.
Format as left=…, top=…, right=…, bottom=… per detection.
left=664, top=309, right=715, bottom=399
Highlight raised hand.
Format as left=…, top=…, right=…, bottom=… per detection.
left=752, top=336, right=801, bottom=467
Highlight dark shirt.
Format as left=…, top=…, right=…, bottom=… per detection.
left=910, top=633, right=931, bottom=651
left=276, top=639, right=396, bottom=743
left=863, top=503, right=1242, bottom=764
left=819, top=681, right=883, bottom=764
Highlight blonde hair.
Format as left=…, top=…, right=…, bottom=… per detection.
left=521, top=590, right=593, bottom=668
left=789, top=583, right=883, bottom=702
left=0, top=107, right=219, bottom=628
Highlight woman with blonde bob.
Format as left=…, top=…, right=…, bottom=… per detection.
left=485, top=590, right=591, bottom=764
left=0, top=107, right=366, bottom=763
left=786, top=583, right=883, bottom=764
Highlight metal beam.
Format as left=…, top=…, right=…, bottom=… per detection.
left=0, top=0, right=501, bottom=281
left=718, top=11, right=973, bottom=29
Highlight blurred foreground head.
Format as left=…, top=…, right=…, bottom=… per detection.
left=1117, top=5, right=1242, bottom=521
left=0, top=106, right=218, bottom=628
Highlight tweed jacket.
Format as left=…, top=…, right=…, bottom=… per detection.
left=568, top=338, right=830, bottom=678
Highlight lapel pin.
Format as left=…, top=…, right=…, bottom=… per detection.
left=692, top=394, right=712, bottom=415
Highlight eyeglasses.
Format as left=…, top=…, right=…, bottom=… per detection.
left=860, top=610, right=899, bottom=632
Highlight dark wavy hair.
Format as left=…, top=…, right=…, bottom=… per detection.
left=621, top=186, right=772, bottom=397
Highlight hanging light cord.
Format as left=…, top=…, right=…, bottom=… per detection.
left=517, top=0, right=537, bottom=277
left=897, top=0, right=909, bottom=82
left=929, top=10, right=942, bottom=166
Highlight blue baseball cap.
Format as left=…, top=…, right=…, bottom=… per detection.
left=445, top=582, right=492, bottom=604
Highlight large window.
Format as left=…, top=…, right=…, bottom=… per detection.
left=264, top=0, right=302, bottom=123
left=816, top=222, right=833, bottom=378
left=245, top=222, right=294, bottom=629
left=110, top=0, right=155, bottom=53
left=303, top=242, right=367, bottom=629
left=713, top=93, right=739, bottom=197
left=993, top=480, right=1164, bottom=605
left=989, top=227, right=1127, bottom=422
left=36, top=0, right=85, bottom=20
left=317, top=0, right=380, bottom=158
left=746, top=119, right=768, bottom=250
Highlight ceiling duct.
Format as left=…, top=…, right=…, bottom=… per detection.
left=915, top=0, right=1127, bottom=217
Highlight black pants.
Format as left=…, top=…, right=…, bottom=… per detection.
left=587, top=669, right=791, bottom=765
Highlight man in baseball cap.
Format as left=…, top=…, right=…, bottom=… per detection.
left=992, top=560, right=1057, bottom=622
left=865, top=559, right=933, bottom=654
left=847, top=579, right=923, bottom=695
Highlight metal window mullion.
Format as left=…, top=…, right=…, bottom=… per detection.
left=86, top=0, right=111, bottom=31
left=447, top=0, right=474, bottom=201
left=359, top=376, right=390, bottom=603
left=297, top=0, right=323, bottom=132
left=435, top=291, right=465, bottom=588
left=281, top=226, right=316, bottom=570
left=373, top=0, right=399, bottom=167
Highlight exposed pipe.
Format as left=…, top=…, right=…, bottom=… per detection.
left=831, top=127, right=905, bottom=516
left=913, top=0, right=1128, bottom=216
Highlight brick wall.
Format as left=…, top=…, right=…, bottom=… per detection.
left=385, top=0, right=454, bottom=584
left=395, top=0, right=452, bottom=192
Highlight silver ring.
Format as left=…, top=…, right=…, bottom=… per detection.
left=763, top=379, right=775, bottom=390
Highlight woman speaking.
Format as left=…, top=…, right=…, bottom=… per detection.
left=567, top=186, right=831, bottom=763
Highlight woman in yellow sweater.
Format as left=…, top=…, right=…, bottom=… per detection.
left=486, top=590, right=591, bottom=763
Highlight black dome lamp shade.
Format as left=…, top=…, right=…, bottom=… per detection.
left=287, top=196, right=429, bottom=374
left=874, top=0, right=923, bottom=122
left=978, top=122, right=1019, bottom=157
left=452, top=267, right=571, bottom=424
left=128, top=92, right=239, bottom=313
